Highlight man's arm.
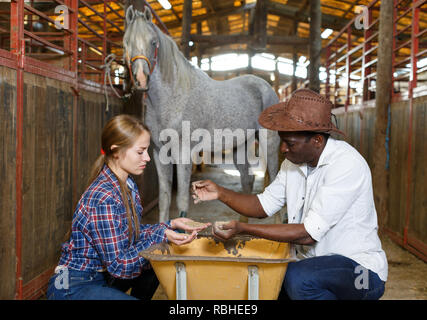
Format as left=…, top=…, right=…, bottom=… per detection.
left=192, top=180, right=267, bottom=218
left=214, top=220, right=316, bottom=245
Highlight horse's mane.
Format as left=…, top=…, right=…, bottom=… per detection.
left=125, top=16, right=200, bottom=91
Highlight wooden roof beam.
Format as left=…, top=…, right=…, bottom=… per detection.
left=267, top=1, right=364, bottom=38
left=163, top=2, right=255, bottom=30
left=191, top=34, right=308, bottom=47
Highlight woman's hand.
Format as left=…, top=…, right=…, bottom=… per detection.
left=191, top=180, right=220, bottom=203
left=165, top=229, right=198, bottom=246
left=170, top=217, right=211, bottom=233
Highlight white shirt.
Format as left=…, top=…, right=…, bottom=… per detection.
left=257, top=138, right=388, bottom=281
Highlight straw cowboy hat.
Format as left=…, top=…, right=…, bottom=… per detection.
left=258, top=88, right=345, bottom=136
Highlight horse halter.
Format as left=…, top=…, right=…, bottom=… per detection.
left=126, top=43, right=158, bottom=91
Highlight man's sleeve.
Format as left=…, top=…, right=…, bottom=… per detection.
left=303, top=157, right=367, bottom=241
left=256, top=162, right=287, bottom=217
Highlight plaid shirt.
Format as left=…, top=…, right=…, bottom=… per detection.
left=58, top=164, right=171, bottom=279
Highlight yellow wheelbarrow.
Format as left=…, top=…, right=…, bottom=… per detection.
left=139, top=235, right=295, bottom=300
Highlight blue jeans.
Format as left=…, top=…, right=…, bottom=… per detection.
left=47, top=267, right=158, bottom=300
left=279, top=255, right=385, bottom=300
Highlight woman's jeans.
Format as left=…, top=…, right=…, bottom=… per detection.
left=47, top=267, right=159, bottom=300
left=279, top=254, right=385, bottom=300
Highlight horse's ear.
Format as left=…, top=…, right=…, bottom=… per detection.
left=144, top=6, right=153, bottom=22
left=126, top=5, right=135, bottom=24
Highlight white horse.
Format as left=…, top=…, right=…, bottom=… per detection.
left=123, top=5, right=280, bottom=222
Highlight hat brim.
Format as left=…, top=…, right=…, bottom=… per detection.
left=258, top=103, right=346, bottom=137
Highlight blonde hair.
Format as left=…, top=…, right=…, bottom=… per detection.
left=88, top=114, right=150, bottom=243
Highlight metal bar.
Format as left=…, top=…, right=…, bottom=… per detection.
left=78, top=17, right=103, bottom=39
left=345, top=26, right=351, bottom=110
left=11, top=0, right=25, bottom=300
left=416, top=48, right=427, bottom=58
left=364, top=44, right=378, bottom=56
left=365, top=71, right=377, bottom=79
left=347, top=43, right=364, bottom=57
left=351, top=55, right=363, bottom=66
left=175, top=262, right=187, bottom=300
left=416, top=28, right=427, bottom=38
left=248, top=265, right=259, bottom=300
left=364, top=30, right=379, bottom=44
left=105, top=2, right=124, bottom=20
left=392, top=0, right=398, bottom=98
left=80, top=0, right=123, bottom=34
left=103, top=0, right=107, bottom=84
left=326, top=45, right=331, bottom=99
left=394, top=6, right=412, bottom=23
left=24, top=30, right=73, bottom=55
left=77, top=37, right=103, bottom=54
left=395, top=23, right=411, bottom=37
left=364, top=58, right=378, bottom=69
left=71, top=0, right=79, bottom=244
left=393, top=56, right=411, bottom=67
left=394, top=39, right=412, bottom=52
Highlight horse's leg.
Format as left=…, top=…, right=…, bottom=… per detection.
left=153, top=148, right=173, bottom=223
left=176, top=163, right=192, bottom=218
left=233, top=142, right=254, bottom=223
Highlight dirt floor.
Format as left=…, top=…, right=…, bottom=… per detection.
left=141, top=163, right=427, bottom=300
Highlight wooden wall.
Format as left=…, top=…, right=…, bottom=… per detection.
left=334, top=97, right=426, bottom=261
left=0, top=69, right=159, bottom=299
left=0, top=65, right=17, bottom=299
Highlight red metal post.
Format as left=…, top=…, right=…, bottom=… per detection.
left=345, top=26, right=351, bottom=111
left=391, top=0, right=398, bottom=99
left=325, top=45, right=330, bottom=100
left=11, top=0, right=25, bottom=300
left=334, top=41, right=338, bottom=106
left=362, top=5, right=373, bottom=102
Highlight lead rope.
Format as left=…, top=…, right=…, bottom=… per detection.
left=101, top=53, right=131, bottom=113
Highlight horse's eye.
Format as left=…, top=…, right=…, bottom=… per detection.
left=152, top=40, right=157, bottom=47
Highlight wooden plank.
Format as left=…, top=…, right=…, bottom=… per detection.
left=22, top=73, right=74, bottom=283
left=388, top=100, right=409, bottom=234
left=0, top=66, right=17, bottom=299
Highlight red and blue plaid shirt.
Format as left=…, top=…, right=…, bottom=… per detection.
left=58, top=164, right=171, bottom=279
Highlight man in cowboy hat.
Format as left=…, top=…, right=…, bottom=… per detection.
left=192, top=88, right=388, bottom=300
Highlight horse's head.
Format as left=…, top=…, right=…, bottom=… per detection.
left=124, top=5, right=159, bottom=91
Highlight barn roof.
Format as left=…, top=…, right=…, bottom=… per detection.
left=75, top=0, right=425, bottom=62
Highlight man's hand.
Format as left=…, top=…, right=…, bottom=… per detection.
left=191, top=180, right=221, bottom=203
left=212, top=220, right=241, bottom=241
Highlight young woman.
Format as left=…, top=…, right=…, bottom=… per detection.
left=47, top=114, right=209, bottom=300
